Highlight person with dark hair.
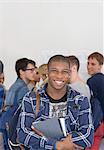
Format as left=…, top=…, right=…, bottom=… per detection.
left=5, top=58, right=36, bottom=107
left=86, top=52, right=104, bottom=150
left=0, top=58, right=38, bottom=149
left=66, top=55, right=80, bottom=71
left=66, top=55, right=91, bottom=100
left=17, top=55, right=94, bottom=150
left=0, top=60, right=4, bottom=85
left=0, top=60, right=4, bottom=74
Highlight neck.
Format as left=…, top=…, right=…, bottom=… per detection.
left=70, top=74, right=84, bottom=84
left=70, top=73, right=78, bottom=83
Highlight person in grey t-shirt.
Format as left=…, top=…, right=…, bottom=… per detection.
left=66, top=55, right=91, bottom=100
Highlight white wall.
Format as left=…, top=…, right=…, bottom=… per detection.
left=0, top=0, right=103, bottom=89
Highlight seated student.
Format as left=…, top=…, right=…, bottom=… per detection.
left=86, top=52, right=104, bottom=150
left=0, top=58, right=38, bottom=150
left=17, top=55, right=94, bottom=150
left=66, top=55, right=91, bottom=100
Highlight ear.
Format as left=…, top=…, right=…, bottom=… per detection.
left=70, top=65, right=77, bottom=72
left=19, top=69, right=24, bottom=76
left=73, top=66, right=77, bottom=71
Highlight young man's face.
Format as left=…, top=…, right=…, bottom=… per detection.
left=87, top=57, right=102, bottom=76
left=23, top=63, right=39, bottom=82
left=48, top=61, right=70, bottom=91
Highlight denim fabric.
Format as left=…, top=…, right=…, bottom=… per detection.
left=0, top=78, right=29, bottom=129
left=5, top=78, right=29, bottom=107
left=0, top=85, right=5, bottom=112
left=0, top=78, right=29, bottom=150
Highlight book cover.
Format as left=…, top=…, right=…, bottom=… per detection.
left=32, top=117, right=67, bottom=139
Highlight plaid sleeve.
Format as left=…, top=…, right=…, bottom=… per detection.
left=71, top=96, right=94, bottom=148
left=17, top=92, right=57, bottom=149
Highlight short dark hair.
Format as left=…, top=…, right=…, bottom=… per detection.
left=15, top=58, right=36, bottom=77
left=66, top=55, right=80, bottom=71
left=88, top=52, right=104, bottom=65
left=0, top=60, right=4, bottom=74
left=48, top=55, right=69, bottom=69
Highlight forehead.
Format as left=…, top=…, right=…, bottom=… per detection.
left=27, top=63, right=35, bottom=68
left=49, top=61, right=69, bottom=69
left=88, top=57, right=99, bottom=64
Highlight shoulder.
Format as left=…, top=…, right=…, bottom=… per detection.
left=88, top=73, right=104, bottom=81
left=6, top=79, right=28, bottom=100
left=87, top=73, right=104, bottom=85
left=13, top=78, right=29, bottom=92
left=18, top=85, right=29, bottom=95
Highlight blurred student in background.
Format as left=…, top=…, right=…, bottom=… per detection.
left=38, top=63, right=48, bottom=88
left=86, top=52, right=104, bottom=150
left=66, top=55, right=91, bottom=100
left=0, top=58, right=38, bottom=149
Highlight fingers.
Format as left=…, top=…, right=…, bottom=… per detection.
left=66, top=134, right=73, bottom=142
left=67, top=134, right=72, bottom=139
left=31, top=125, right=44, bottom=136
left=73, top=143, right=84, bottom=150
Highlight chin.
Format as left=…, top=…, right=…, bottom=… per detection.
left=54, top=85, right=66, bottom=90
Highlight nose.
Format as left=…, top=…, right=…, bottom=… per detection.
left=55, top=71, right=64, bottom=79
left=87, top=63, right=91, bottom=69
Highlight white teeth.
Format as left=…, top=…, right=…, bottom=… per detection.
left=55, top=81, right=63, bottom=84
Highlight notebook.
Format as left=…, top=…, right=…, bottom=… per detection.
left=32, top=117, right=67, bottom=139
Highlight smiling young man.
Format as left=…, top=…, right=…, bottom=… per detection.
left=86, top=52, right=104, bottom=150
left=17, top=55, right=94, bottom=150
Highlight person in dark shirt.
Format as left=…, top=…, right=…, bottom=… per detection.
left=86, top=52, right=104, bottom=150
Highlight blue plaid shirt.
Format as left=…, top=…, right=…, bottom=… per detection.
left=17, top=84, right=94, bottom=150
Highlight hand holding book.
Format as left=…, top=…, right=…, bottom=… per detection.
left=56, top=134, right=84, bottom=150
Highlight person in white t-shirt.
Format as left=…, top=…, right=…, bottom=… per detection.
left=66, top=55, right=91, bottom=100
